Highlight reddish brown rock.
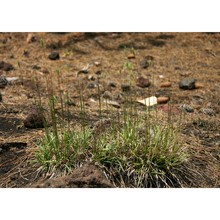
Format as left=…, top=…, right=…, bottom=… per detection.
left=136, top=76, right=151, bottom=88
left=160, top=81, right=172, bottom=88
left=127, top=54, right=135, bottom=59
left=0, top=61, right=14, bottom=71
left=157, top=96, right=170, bottom=104
left=195, top=82, right=204, bottom=89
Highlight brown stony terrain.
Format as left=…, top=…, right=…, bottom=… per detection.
left=0, top=32, right=220, bottom=187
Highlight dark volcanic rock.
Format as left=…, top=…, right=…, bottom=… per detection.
left=48, top=52, right=60, bottom=60
left=31, top=164, right=113, bottom=188
left=136, top=76, right=150, bottom=88
left=0, top=76, right=8, bottom=88
left=179, top=78, right=196, bottom=90
left=0, top=92, right=2, bottom=102
left=23, top=108, right=45, bottom=128
left=0, top=61, right=14, bottom=71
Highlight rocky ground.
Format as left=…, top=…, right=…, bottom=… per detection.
left=0, top=32, right=220, bottom=187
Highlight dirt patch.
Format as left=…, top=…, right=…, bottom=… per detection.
left=30, top=164, right=113, bottom=188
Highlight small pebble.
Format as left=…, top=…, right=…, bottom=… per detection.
left=107, top=81, right=117, bottom=88
left=136, top=76, right=150, bottom=88
left=87, top=82, right=96, bottom=89
left=127, top=54, right=135, bottom=59
left=6, top=77, right=19, bottom=84
left=95, top=70, right=102, bottom=75
left=157, top=96, right=170, bottom=104
left=137, top=96, right=157, bottom=107
left=180, top=104, right=194, bottom=113
left=200, top=108, right=215, bottom=116
left=140, top=56, right=154, bottom=68
left=0, top=61, right=14, bottom=71
left=195, top=82, right=204, bottom=89
left=94, top=61, right=101, bottom=66
left=48, top=52, right=60, bottom=60
left=179, top=78, right=196, bottom=90
left=102, top=91, right=113, bottom=100
left=104, top=100, right=120, bottom=108
left=0, top=76, right=8, bottom=88
left=160, top=81, right=172, bottom=88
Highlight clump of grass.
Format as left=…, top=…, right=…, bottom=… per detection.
left=35, top=126, right=91, bottom=174
left=35, top=90, right=186, bottom=186
left=92, top=109, right=186, bottom=187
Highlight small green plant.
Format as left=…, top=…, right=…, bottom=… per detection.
left=120, top=60, right=137, bottom=87
left=40, top=38, right=45, bottom=48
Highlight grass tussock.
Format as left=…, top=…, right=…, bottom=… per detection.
left=35, top=94, right=187, bottom=187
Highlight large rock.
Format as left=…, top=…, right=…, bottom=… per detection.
left=179, top=78, right=196, bottom=90
left=31, top=164, right=113, bottom=188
